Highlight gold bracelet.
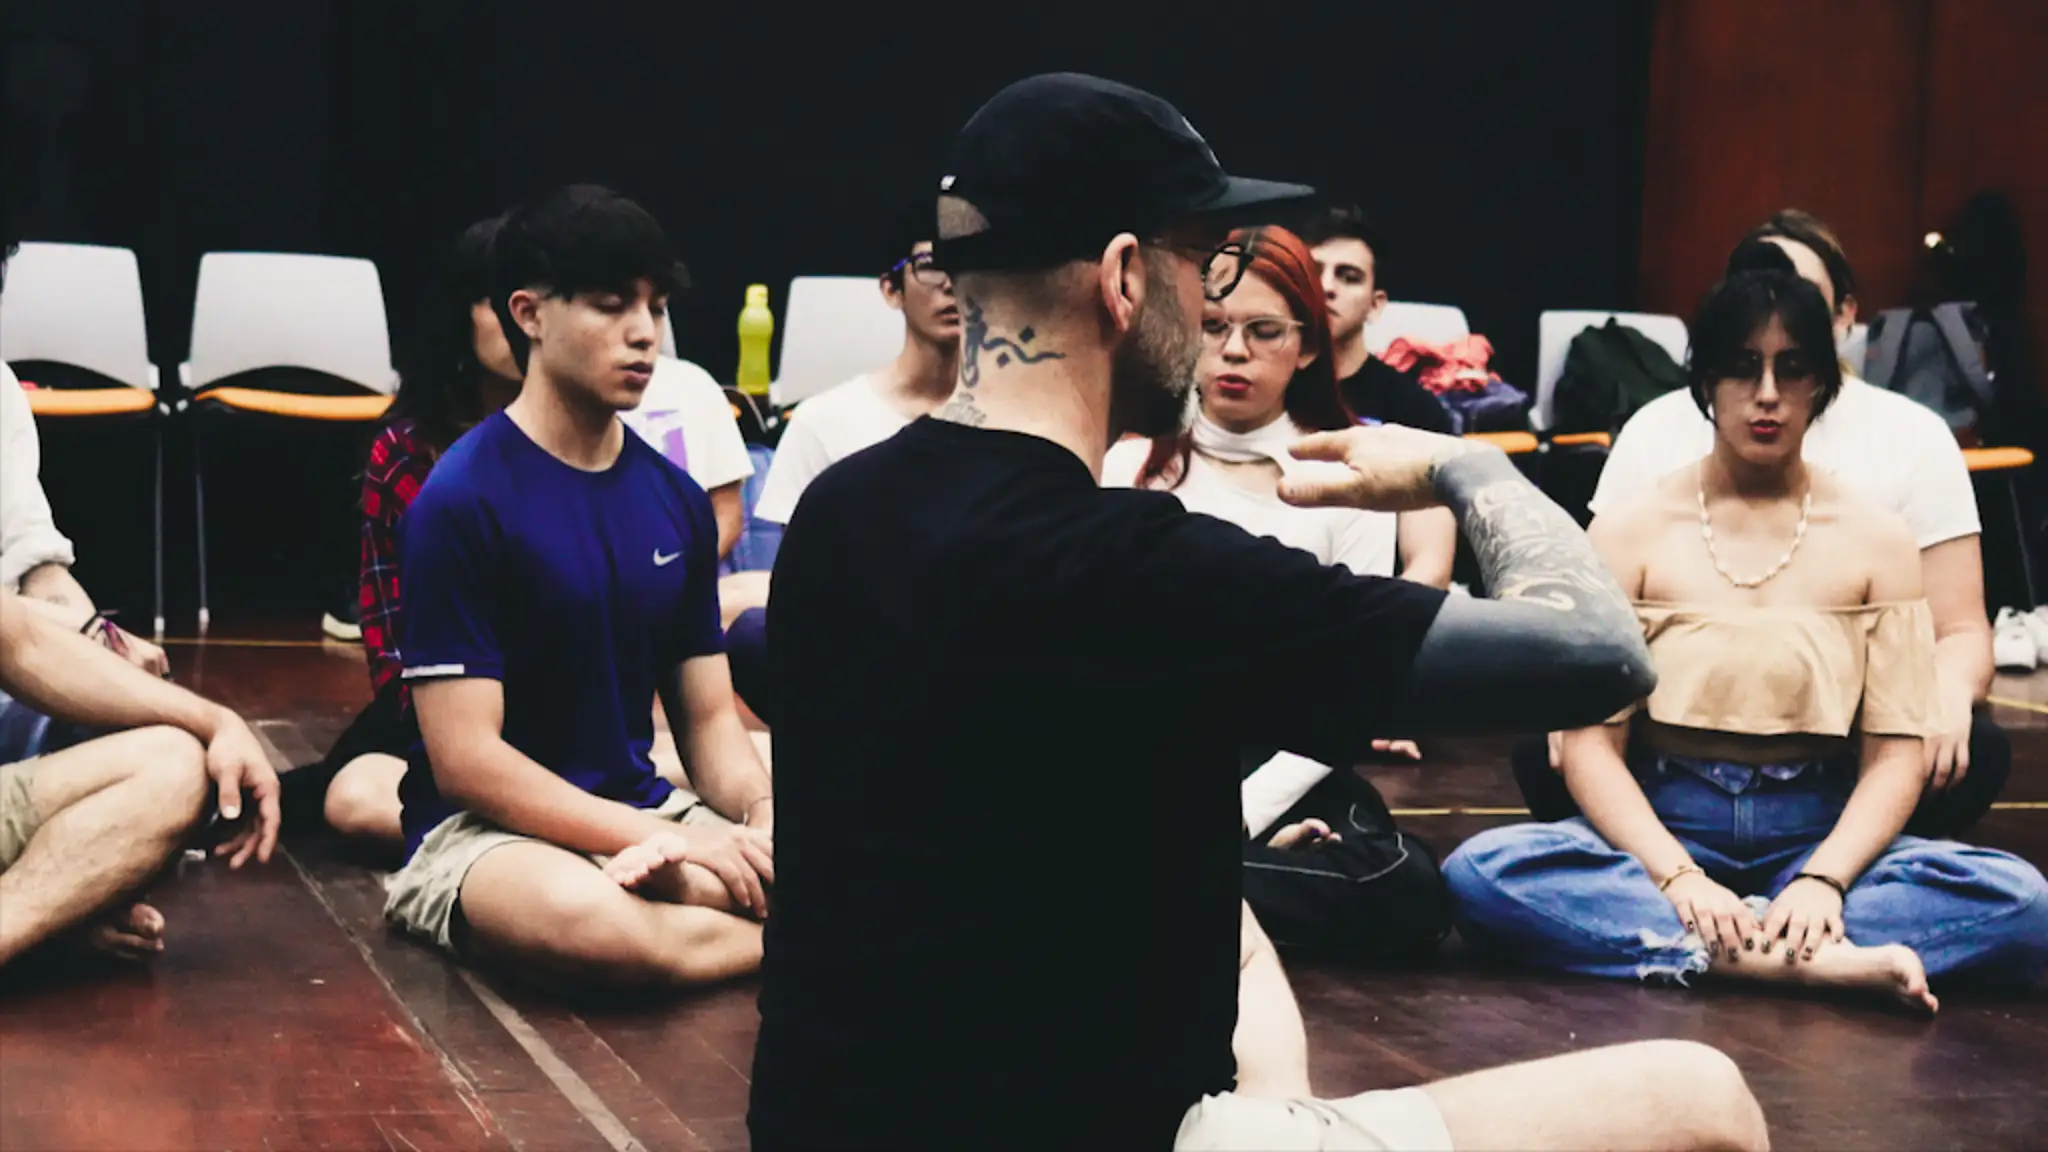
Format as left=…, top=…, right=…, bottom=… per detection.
left=1657, top=863, right=1704, bottom=892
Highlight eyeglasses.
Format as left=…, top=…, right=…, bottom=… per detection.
left=1713, top=350, right=1821, bottom=393
left=890, top=251, right=951, bottom=289
left=1151, top=239, right=1251, bottom=302
left=1202, top=314, right=1303, bottom=351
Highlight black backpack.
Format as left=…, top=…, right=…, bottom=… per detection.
left=1863, top=303, right=1994, bottom=437
left=1551, top=319, right=1687, bottom=435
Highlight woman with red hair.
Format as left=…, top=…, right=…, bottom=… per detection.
left=1101, top=225, right=1455, bottom=961
left=1109, top=226, right=1455, bottom=585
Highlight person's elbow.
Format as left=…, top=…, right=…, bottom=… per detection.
left=413, top=692, right=503, bottom=811
left=1556, top=623, right=1657, bottom=729
left=710, top=483, right=745, bottom=558
left=420, top=732, right=494, bottom=811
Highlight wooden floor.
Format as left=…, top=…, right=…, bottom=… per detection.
left=5, top=629, right=2046, bottom=1151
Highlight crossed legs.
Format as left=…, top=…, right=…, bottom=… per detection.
left=456, top=840, right=764, bottom=991
left=1217, top=902, right=1769, bottom=1151
left=1417, top=1040, right=1769, bottom=1151
left=0, top=726, right=211, bottom=968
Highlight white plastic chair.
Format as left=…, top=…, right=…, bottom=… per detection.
left=770, top=276, right=904, bottom=407
left=178, top=252, right=397, bottom=631
left=181, top=252, right=396, bottom=395
left=1361, top=301, right=1471, bottom=357
left=1533, top=310, right=1690, bottom=432
left=0, top=242, right=169, bottom=635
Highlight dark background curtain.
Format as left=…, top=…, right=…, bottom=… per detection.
left=4, top=0, right=1656, bottom=625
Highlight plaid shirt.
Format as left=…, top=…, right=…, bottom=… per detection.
left=358, top=421, right=437, bottom=693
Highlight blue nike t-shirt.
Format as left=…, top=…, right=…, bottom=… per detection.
left=394, top=410, right=725, bottom=857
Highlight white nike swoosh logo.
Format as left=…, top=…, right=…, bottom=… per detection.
left=653, top=549, right=681, bottom=567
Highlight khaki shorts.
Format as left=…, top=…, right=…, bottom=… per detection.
left=0, top=758, right=43, bottom=872
left=1175, top=1087, right=1453, bottom=1151
left=383, top=787, right=732, bottom=955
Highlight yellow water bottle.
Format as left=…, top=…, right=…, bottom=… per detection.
left=736, top=284, right=773, bottom=397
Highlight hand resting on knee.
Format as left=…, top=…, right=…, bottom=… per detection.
left=602, top=824, right=775, bottom=917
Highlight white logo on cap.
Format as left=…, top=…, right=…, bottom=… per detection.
left=940, top=175, right=956, bottom=190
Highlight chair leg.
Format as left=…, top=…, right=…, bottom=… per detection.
left=2008, top=473, right=2037, bottom=611
left=194, top=430, right=211, bottom=635
left=153, top=426, right=166, bottom=640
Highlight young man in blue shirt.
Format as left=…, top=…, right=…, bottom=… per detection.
left=383, top=185, right=775, bottom=988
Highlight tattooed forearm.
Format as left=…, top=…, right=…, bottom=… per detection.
left=958, top=297, right=1064, bottom=390
left=1431, top=450, right=1634, bottom=624
left=1377, top=448, right=1654, bottom=735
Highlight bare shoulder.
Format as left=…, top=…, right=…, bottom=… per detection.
left=1812, top=472, right=1922, bottom=599
left=1815, top=472, right=1917, bottom=559
left=1589, top=466, right=1693, bottom=547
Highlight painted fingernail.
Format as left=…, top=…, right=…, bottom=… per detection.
left=1743, top=939, right=1754, bottom=951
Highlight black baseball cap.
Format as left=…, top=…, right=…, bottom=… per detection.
left=933, top=73, right=1316, bottom=274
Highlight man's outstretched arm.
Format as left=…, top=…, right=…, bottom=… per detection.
left=1398, top=449, right=1654, bottom=733
left=1282, top=429, right=1654, bottom=736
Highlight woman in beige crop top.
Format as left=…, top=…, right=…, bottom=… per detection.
left=1443, top=267, right=2048, bottom=1009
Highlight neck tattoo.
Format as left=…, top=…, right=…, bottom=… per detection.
left=958, top=297, right=1065, bottom=390
left=933, top=390, right=987, bottom=427
left=1696, top=465, right=1812, bottom=589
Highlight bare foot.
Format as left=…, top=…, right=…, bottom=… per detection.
left=77, top=903, right=166, bottom=963
left=1750, top=938, right=1940, bottom=1013
left=1832, top=943, right=1941, bottom=1014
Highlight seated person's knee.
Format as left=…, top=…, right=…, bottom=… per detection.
left=129, top=726, right=210, bottom=822
left=322, top=754, right=402, bottom=840
left=1640, top=1041, right=1768, bottom=1151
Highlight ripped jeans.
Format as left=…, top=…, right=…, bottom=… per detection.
left=1443, top=756, right=2048, bottom=988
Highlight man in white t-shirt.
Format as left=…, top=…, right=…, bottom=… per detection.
left=750, top=202, right=962, bottom=527
left=623, top=355, right=756, bottom=559
left=1519, top=210, right=2005, bottom=838
left=0, top=363, right=168, bottom=677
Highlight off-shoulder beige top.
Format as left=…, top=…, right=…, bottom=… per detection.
left=1611, top=601, right=1936, bottom=740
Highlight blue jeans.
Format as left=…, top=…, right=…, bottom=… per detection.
left=1443, top=757, right=2048, bottom=988
left=0, top=689, right=101, bottom=764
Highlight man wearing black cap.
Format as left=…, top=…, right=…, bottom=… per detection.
left=749, top=74, right=1769, bottom=1152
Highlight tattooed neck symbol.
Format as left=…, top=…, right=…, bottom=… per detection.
left=959, top=297, right=1066, bottom=389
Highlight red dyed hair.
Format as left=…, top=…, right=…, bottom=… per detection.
left=1138, top=224, right=1353, bottom=488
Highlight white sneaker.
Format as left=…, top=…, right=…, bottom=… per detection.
left=1994, top=607, right=2037, bottom=671
left=320, top=611, right=362, bottom=643
left=2024, top=605, right=2048, bottom=654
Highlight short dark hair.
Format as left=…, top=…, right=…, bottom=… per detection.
left=488, top=184, right=690, bottom=372
left=1687, top=269, right=1844, bottom=421
left=1297, top=202, right=1390, bottom=290
left=883, top=198, right=935, bottom=288
left=1742, top=208, right=1857, bottom=310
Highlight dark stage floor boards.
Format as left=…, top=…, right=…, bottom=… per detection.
left=4, top=630, right=2044, bottom=1151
